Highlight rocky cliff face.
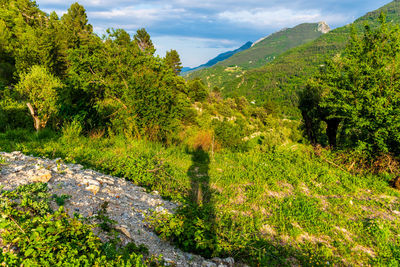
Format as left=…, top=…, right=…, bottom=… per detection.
left=318, top=21, right=331, bottom=34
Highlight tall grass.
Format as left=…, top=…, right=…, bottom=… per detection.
left=1, top=129, right=399, bottom=266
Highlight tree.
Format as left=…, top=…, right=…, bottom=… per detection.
left=187, top=79, right=208, bottom=102
left=16, top=65, right=63, bottom=131
left=61, top=2, right=93, bottom=49
left=165, top=49, right=182, bottom=75
left=301, top=14, right=400, bottom=155
left=134, top=28, right=154, bottom=53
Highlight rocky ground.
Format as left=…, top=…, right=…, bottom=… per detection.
left=0, top=151, right=236, bottom=267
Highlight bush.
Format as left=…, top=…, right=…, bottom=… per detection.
left=61, top=119, right=83, bottom=142
left=0, top=87, right=32, bottom=131
left=189, top=129, right=217, bottom=152
left=0, top=183, right=147, bottom=266
left=213, top=119, right=248, bottom=151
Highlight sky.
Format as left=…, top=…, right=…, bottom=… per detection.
left=36, top=0, right=392, bottom=67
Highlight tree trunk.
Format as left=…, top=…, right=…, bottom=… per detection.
left=26, top=103, right=41, bottom=131
left=325, top=118, right=340, bottom=147
left=301, top=110, right=317, bottom=145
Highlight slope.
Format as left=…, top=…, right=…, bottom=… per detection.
left=185, top=22, right=330, bottom=107
left=219, top=22, right=330, bottom=69
left=181, top=41, right=252, bottom=75
left=202, top=0, right=400, bottom=118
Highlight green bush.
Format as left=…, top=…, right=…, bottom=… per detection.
left=0, top=87, right=32, bottom=131
left=212, top=119, right=248, bottom=151
left=61, top=119, right=83, bottom=142
left=0, top=183, right=147, bottom=266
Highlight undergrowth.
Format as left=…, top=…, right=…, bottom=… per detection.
left=0, top=182, right=160, bottom=266
left=1, top=129, right=400, bottom=266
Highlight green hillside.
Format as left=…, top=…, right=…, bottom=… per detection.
left=219, top=22, right=329, bottom=69
left=2, top=0, right=400, bottom=266
left=189, top=0, right=400, bottom=118
left=186, top=23, right=329, bottom=99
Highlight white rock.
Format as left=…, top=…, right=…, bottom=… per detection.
left=202, top=261, right=217, bottom=267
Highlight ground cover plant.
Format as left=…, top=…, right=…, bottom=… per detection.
left=0, top=182, right=155, bottom=266
left=1, top=131, right=400, bottom=266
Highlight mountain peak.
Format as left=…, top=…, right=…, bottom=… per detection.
left=318, top=21, right=331, bottom=34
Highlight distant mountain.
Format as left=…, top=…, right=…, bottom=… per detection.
left=181, top=41, right=252, bottom=75
left=186, top=22, right=330, bottom=104
left=205, top=0, right=400, bottom=118
left=218, top=22, right=330, bottom=69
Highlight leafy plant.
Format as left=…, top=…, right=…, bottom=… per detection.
left=0, top=182, right=149, bottom=266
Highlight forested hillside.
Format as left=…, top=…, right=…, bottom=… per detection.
left=187, top=0, right=400, bottom=119
left=185, top=23, right=329, bottom=106
left=1, top=0, right=400, bottom=266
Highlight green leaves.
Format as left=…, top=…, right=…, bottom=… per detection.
left=16, top=65, right=63, bottom=131
left=0, top=183, right=146, bottom=266
left=302, top=14, right=400, bottom=156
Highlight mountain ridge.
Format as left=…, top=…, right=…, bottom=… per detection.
left=216, top=0, right=400, bottom=118
left=181, top=41, right=252, bottom=74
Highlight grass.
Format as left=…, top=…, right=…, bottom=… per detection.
left=1, top=128, right=400, bottom=266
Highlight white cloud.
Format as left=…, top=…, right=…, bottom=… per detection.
left=218, top=8, right=350, bottom=28
left=89, top=5, right=185, bottom=23
left=153, top=36, right=239, bottom=67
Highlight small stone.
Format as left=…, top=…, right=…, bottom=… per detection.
left=202, top=261, right=217, bottom=267
left=184, top=252, right=194, bottom=260
left=86, top=184, right=100, bottom=195
left=212, top=257, right=223, bottom=263
left=115, top=225, right=131, bottom=239
left=31, top=172, right=52, bottom=183
left=223, top=257, right=235, bottom=266
left=14, top=166, right=24, bottom=172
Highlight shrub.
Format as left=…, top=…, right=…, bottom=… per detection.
left=213, top=119, right=248, bottom=151
left=0, top=183, right=147, bottom=266
left=189, top=129, right=218, bottom=152
left=61, top=119, right=83, bottom=142
left=16, top=65, right=63, bottom=131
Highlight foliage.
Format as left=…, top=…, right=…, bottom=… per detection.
left=301, top=14, right=400, bottom=156
left=0, top=0, right=191, bottom=142
left=187, top=78, right=209, bottom=102
left=1, top=131, right=400, bottom=266
left=16, top=65, right=63, bottom=131
left=134, top=28, right=154, bottom=53
left=0, top=183, right=146, bottom=266
left=61, top=2, right=93, bottom=49
left=66, top=28, right=189, bottom=142
left=165, top=49, right=183, bottom=75
left=0, top=85, right=32, bottom=132
left=61, top=119, right=83, bottom=142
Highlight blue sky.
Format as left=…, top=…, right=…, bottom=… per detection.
left=37, top=0, right=392, bottom=67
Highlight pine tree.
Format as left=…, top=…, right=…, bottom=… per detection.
left=134, top=28, right=154, bottom=53
left=165, top=49, right=182, bottom=75
left=61, top=3, right=93, bottom=48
